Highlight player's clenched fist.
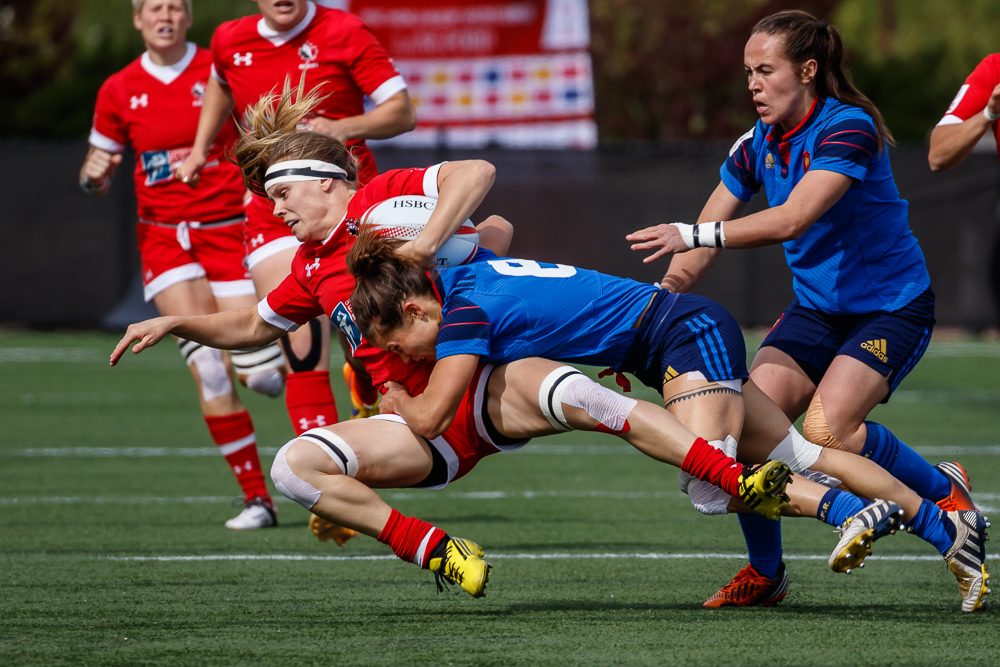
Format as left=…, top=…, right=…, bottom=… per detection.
left=79, top=147, right=123, bottom=195
left=175, top=150, right=206, bottom=187
left=110, top=317, right=177, bottom=366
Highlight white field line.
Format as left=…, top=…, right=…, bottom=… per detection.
left=101, top=552, right=947, bottom=563
left=7, top=443, right=1000, bottom=458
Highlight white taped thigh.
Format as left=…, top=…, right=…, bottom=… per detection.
left=271, top=441, right=322, bottom=509
left=767, top=426, right=823, bottom=473
left=689, top=480, right=732, bottom=515
left=188, top=346, right=233, bottom=402
left=800, top=468, right=842, bottom=488
left=296, top=428, right=359, bottom=478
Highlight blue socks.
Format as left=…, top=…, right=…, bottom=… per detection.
left=817, top=488, right=866, bottom=527
left=904, top=498, right=956, bottom=555
left=861, top=422, right=951, bottom=502
left=738, top=513, right=782, bottom=579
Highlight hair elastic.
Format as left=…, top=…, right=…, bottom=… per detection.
left=264, top=159, right=349, bottom=191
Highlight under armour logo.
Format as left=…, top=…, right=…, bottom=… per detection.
left=304, top=258, right=320, bottom=277
left=130, top=94, right=148, bottom=109
left=250, top=233, right=265, bottom=248
left=233, top=52, right=253, bottom=66
left=298, top=416, right=327, bottom=431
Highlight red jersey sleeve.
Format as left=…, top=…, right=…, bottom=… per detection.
left=337, top=12, right=406, bottom=105
left=209, top=25, right=231, bottom=86
left=89, top=74, right=127, bottom=154
left=351, top=164, right=445, bottom=214
left=258, top=272, right=325, bottom=331
left=939, top=54, right=1000, bottom=125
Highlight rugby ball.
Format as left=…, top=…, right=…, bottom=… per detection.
left=360, top=195, right=480, bottom=267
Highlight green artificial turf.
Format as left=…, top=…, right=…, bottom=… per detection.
left=1, top=330, right=998, bottom=666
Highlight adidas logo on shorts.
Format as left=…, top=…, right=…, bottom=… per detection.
left=860, top=338, right=888, bottom=362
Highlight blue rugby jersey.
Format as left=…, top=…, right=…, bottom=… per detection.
left=720, top=97, right=930, bottom=314
left=430, top=258, right=659, bottom=365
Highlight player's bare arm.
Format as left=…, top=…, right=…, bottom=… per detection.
left=176, top=76, right=236, bottom=186
left=381, top=354, right=479, bottom=439
left=928, top=82, right=1000, bottom=172
left=111, top=307, right=282, bottom=366
left=307, top=90, right=416, bottom=143
left=397, top=160, right=497, bottom=266
left=79, top=146, right=124, bottom=195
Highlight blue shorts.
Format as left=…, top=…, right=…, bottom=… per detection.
left=620, top=291, right=749, bottom=392
left=760, top=289, right=935, bottom=402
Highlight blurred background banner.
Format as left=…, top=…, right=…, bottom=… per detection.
left=350, top=0, right=597, bottom=149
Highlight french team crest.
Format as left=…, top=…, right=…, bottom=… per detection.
left=803, top=151, right=811, bottom=171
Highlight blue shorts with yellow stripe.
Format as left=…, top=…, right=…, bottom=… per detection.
left=620, top=290, right=748, bottom=392
left=760, top=289, right=935, bottom=403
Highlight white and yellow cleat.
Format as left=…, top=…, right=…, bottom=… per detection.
left=942, top=509, right=991, bottom=613
left=829, top=499, right=903, bottom=574
left=343, top=363, right=378, bottom=419
left=737, top=460, right=793, bottom=521
left=428, top=537, right=492, bottom=598
left=308, top=513, right=360, bottom=546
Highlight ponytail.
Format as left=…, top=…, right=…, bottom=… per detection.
left=753, top=10, right=894, bottom=150
left=231, top=76, right=359, bottom=197
left=346, top=228, right=435, bottom=343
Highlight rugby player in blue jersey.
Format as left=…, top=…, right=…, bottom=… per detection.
left=628, top=10, right=990, bottom=612
left=344, top=230, right=972, bottom=607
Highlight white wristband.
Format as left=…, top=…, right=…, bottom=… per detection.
left=985, top=106, right=1000, bottom=122
left=670, top=221, right=726, bottom=249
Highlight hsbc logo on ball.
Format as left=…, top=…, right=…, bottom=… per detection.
left=392, top=198, right=435, bottom=210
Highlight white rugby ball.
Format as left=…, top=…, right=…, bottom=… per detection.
left=360, top=195, right=480, bottom=268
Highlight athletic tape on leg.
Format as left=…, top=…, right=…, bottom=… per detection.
left=230, top=342, right=286, bottom=372
left=297, top=428, right=359, bottom=478
left=538, top=366, right=587, bottom=431
left=244, top=369, right=285, bottom=397
left=271, top=441, right=322, bottom=509
left=539, top=366, right=638, bottom=433
left=803, top=393, right=850, bottom=451
left=188, top=346, right=233, bottom=402
left=689, top=480, right=733, bottom=515
left=176, top=338, right=202, bottom=364
left=767, top=426, right=823, bottom=473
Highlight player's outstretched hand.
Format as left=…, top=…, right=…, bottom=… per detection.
left=176, top=151, right=206, bottom=187
left=110, top=317, right=175, bottom=366
left=627, top=224, right=690, bottom=263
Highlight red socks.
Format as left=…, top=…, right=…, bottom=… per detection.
left=204, top=410, right=269, bottom=501
left=377, top=509, right=447, bottom=568
left=681, top=437, right=743, bottom=496
left=285, top=370, right=339, bottom=436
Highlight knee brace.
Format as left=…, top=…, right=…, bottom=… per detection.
left=802, top=393, right=850, bottom=451
left=767, top=426, right=823, bottom=473
left=538, top=366, right=638, bottom=434
left=270, top=429, right=359, bottom=509
left=229, top=342, right=286, bottom=397
left=178, top=338, right=232, bottom=402
left=279, top=319, right=322, bottom=373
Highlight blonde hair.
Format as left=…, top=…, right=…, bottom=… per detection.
left=231, top=77, right=359, bottom=197
left=132, top=0, right=192, bottom=15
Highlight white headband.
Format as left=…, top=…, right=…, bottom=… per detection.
left=263, top=159, right=349, bottom=191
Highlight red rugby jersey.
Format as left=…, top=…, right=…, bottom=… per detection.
left=256, top=163, right=444, bottom=392
left=210, top=1, right=406, bottom=184
left=938, top=53, right=1000, bottom=155
left=90, top=43, right=246, bottom=224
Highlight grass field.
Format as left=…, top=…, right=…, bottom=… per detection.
left=1, top=330, right=999, bottom=666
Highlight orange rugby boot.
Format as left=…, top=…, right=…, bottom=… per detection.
left=703, top=561, right=788, bottom=608
left=343, top=362, right=378, bottom=419
left=935, top=462, right=978, bottom=512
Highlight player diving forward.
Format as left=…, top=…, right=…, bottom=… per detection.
left=81, top=0, right=284, bottom=529
left=627, top=10, right=990, bottom=612
left=176, top=0, right=416, bottom=432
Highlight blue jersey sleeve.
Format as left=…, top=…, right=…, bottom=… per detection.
left=435, top=295, right=491, bottom=359
left=811, top=117, right=877, bottom=181
left=720, top=126, right=762, bottom=201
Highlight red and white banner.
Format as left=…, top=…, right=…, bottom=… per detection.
left=324, top=0, right=596, bottom=149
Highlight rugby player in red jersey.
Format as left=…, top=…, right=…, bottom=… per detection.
left=176, top=0, right=416, bottom=435
left=80, top=0, right=285, bottom=529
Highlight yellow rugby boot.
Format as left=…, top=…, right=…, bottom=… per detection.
left=343, top=362, right=378, bottom=419
left=737, top=460, right=792, bottom=521
left=428, top=537, right=492, bottom=598
left=309, top=513, right=360, bottom=546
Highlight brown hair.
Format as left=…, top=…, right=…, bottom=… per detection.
left=346, top=228, right=435, bottom=343
left=231, top=77, right=359, bottom=197
left=752, top=10, right=893, bottom=149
